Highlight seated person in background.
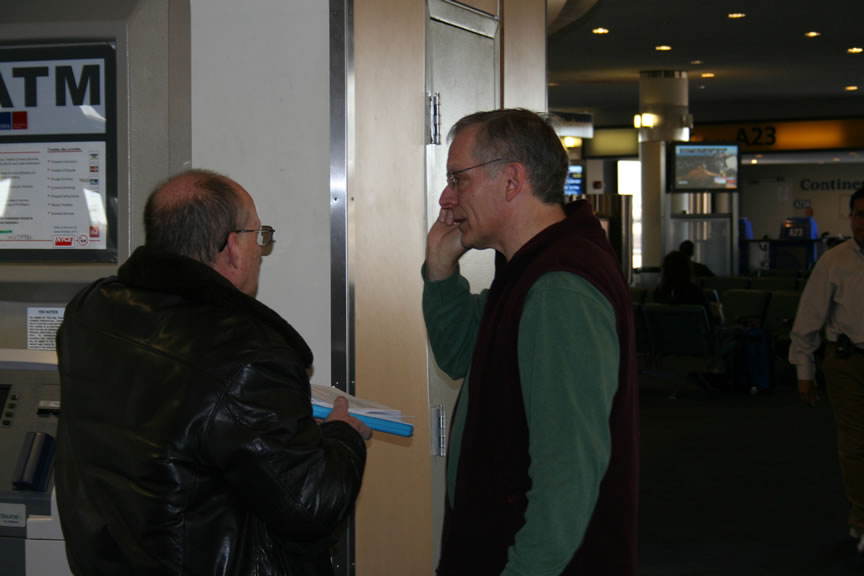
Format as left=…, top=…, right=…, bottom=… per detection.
left=654, top=250, right=723, bottom=325
left=679, top=239, right=715, bottom=277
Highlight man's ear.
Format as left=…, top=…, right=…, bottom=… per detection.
left=212, top=232, right=241, bottom=279
left=503, top=162, right=527, bottom=202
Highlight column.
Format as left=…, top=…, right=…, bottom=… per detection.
left=637, top=70, right=691, bottom=268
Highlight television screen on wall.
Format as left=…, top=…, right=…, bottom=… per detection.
left=670, top=143, right=739, bottom=192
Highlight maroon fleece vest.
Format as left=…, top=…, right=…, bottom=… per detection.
left=437, top=200, right=639, bottom=575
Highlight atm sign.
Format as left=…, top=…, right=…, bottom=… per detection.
left=54, top=235, right=74, bottom=247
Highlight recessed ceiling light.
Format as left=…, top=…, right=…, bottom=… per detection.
left=701, top=73, right=716, bottom=78
left=655, top=45, right=672, bottom=51
left=728, top=13, right=746, bottom=19
left=805, top=31, right=821, bottom=38
left=592, top=27, right=609, bottom=35
left=849, top=47, right=863, bottom=54
left=691, top=60, right=704, bottom=65
left=844, top=85, right=859, bottom=91
left=548, top=82, right=560, bottom=87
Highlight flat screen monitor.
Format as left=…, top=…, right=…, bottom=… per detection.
left=670, top=143, right=739, bottom=192
left=564, top=164, right=583, bottom=196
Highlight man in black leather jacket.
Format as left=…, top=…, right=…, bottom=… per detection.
left=55, top=169, right=370, bottom=575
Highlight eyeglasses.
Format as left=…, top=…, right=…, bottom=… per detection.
left=219, top=225, right=275, bottom=251
left=446, top=158, right=509, bottom=189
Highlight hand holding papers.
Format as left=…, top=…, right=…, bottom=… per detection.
left=311, top=384, right=414, bottom=437
left=327, top=396, right=373, bottom=440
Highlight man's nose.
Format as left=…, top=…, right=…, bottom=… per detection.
left=439, top=184, right=457, bottom=208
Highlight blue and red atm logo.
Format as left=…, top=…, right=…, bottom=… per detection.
left=0, top=111, right=28, bottom=130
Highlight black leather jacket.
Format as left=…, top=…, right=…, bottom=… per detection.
left=55, top=246, right=366, bottom=576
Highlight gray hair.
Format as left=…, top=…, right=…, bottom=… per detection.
left=449, top=108, right=569, bottom=205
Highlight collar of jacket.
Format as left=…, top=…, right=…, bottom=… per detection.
left=118, top=245, right=314, bottom=368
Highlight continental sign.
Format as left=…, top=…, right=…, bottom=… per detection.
left=691, top=118, right=864, bottom=152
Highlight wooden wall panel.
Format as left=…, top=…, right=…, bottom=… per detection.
left=460, top=0, right=498, bottom=16
left=353, top=1, right=434, bottom=574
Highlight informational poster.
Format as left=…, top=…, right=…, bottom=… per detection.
left=0, top=44, right=116, bottom=262
left=27, top=307, right=64, bottom=351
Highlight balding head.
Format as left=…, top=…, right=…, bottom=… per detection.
left=144, top=169, right=249, bottom=265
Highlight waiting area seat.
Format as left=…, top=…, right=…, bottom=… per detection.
left=641, top=304, right=733, bottom=386
left=750, top=276, right=799, bottom=291
left=630, top=286, right=649, bottom=305
left=763, top=289, right=803, bottom=355
left=633, top=284, right=804, bottom=396
left=721, top=288, right=772, bottom=329
left=699, top=276, right=751, bottom=296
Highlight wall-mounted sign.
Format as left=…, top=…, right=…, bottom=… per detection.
left=692, top=118, right=864, bottom=152
left=0, top=44, right=116, bottom=262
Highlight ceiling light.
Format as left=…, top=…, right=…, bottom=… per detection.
left=849, top=47, right=863, bottom=54
left=750, top=158, right=759, bottom=165
left=690, top=60, right=703, bottom=65
left=592, top=27, right=609, bottom=35
left=845, top=86, right=859, bottom=91
left=655, top=45, right=672, bottom=51
left=727, top=13, right=746, bottom=19
left=548, top=82, right=560, bottom=87
left=633, top=113, right=658, bottom=128
left=562, top=136, right=583, bottom=148
left=701, top=73, right=715, bottom=78
left=805, top=31, right=821, bottom=38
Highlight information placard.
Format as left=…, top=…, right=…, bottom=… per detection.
left=0, top=44, right=116, bottom=262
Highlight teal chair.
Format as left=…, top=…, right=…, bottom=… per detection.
left=721, top=288, right=771, bottom=329
left=750, top=276, right=798, bottom=291
left=701, top=276, right=751, bottom=296
left=764, top=289, right=802, bottom=351
left=630, top=286, right=648, bottom=305
left=642, top=303, right=733, bottom=396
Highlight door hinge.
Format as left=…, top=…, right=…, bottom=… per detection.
left=432, top=404, right=447, bottom=457
left=427, top=92, right=442, bottom=145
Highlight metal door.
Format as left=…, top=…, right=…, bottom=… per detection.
left=424, top=0, right=498, bottom=564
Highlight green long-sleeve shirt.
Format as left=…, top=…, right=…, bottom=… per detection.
left=423, top=266, right=619, bottom=576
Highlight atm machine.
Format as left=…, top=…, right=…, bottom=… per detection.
left=0, top=2, right=192, bottom=575
left=0, top=349, right=70, bottom=576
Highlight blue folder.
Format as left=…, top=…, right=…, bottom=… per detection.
left=312, top=404, right=414, bottom=437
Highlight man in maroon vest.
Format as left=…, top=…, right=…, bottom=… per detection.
left=422, top=109, right=638, bottom=575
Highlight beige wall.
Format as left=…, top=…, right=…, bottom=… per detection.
left=502, top=0, right=547, bottom=110
left=352, top=0, right=546, bottom=574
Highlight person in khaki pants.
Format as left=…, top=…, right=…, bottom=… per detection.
left=789, top=186, right=864, bottom=556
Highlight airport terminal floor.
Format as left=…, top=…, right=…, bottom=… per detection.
left=638, top=369, right=863, bottom=575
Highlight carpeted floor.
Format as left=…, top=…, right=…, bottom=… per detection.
left=638, top=367, right=863, bottom=575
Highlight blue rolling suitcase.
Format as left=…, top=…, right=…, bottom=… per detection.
left=735, top=328, right=774, bottom=394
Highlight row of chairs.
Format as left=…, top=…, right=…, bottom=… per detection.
left=631, top=286, right=802, bottom=342
left=698, top=275, right=807, bottom=294
left=718, top=288, right=802, bottom=345
left=634, top=303, right=732, bottom=388
left=633, top=288, right=803, bottom=392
